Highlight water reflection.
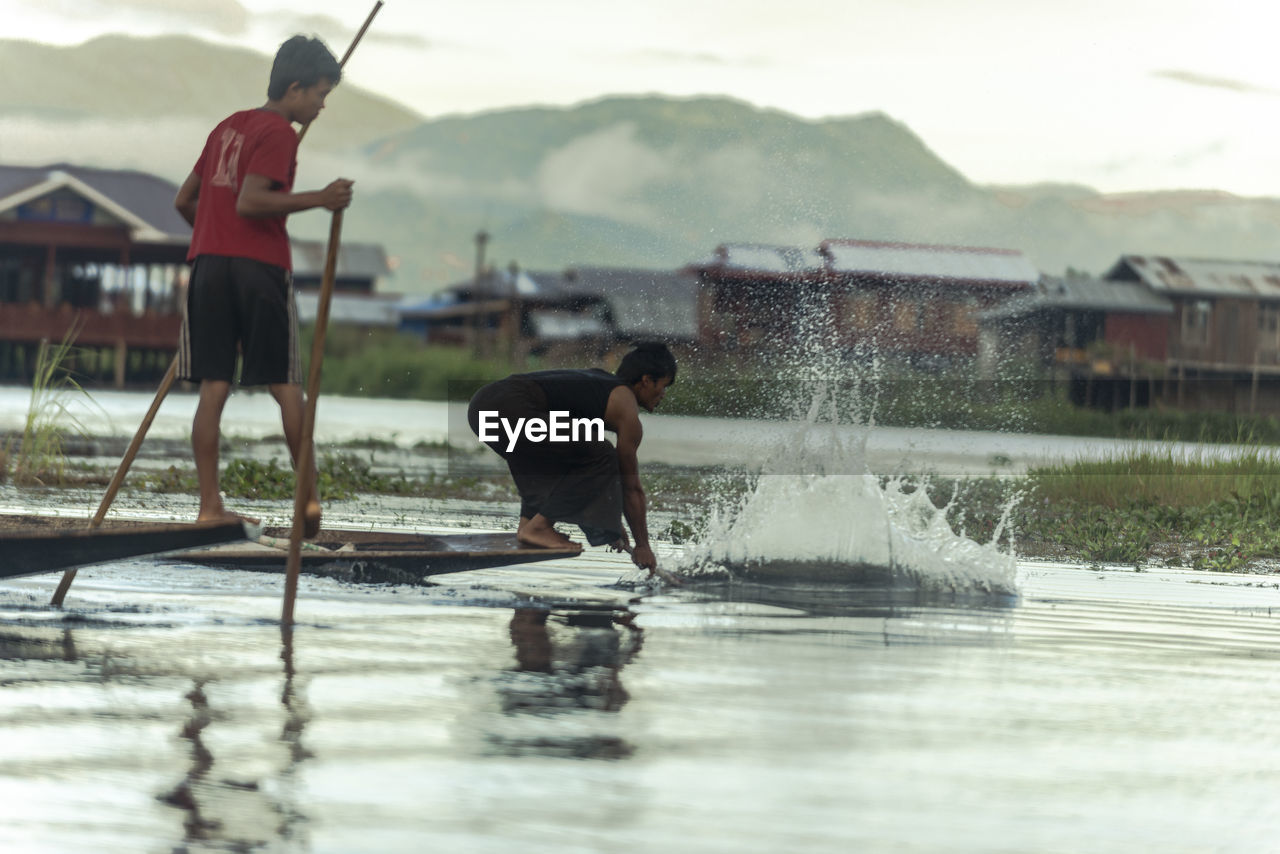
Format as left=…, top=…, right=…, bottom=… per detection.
left=156, top=630, right=310, bottom=851
left=691, top=578, right=1019, bottom=619
left=486, top=606, right=642, bottom=759
left=0, top=626, right=78, bottom=662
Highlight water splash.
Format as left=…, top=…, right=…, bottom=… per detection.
left=677, top=415, right=1018, bottom=594
left=674, top=296, right=1019, bottom=595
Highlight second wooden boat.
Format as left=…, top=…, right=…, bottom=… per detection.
left=173, top=526, right=581, bottom=584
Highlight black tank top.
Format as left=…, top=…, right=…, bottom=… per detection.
left=516, top=369, right=626, bottom=422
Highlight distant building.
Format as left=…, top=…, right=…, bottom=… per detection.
left=1101, top=254, right=1280, bottom=412
left=979, top=275, right=1173, bottom=371
left=292, top=241, right=399, bottom=328
left=975, top=255, right=1280, bottom=414
left=692, top=239, right=1039, bottom=365
left=399, top=266, right=699, bottom=362
left=978, top=275, right=1173, bottom=408
left=0, top=163, right=190, bottom=386
left=688, top=243, right=826, bottom=353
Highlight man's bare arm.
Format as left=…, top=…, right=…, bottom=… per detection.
left=608, top=388, right=655, bottom=571
left=236, top=173, right=353, bottom=219
left=174, top=172, right=201, bottom=227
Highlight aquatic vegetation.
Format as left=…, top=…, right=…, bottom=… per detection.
left=5, top=325, right=99, bottom=486
left=138, top=452, right=428, bottom=501
left=1022, top=449, right=1280, bottom=571
left=216, top=453, right=425, bottom=501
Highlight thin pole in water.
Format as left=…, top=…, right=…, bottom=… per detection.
left=281, top=210, right=343, bottom=627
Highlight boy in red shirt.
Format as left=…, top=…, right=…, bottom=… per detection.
left=174, top=36, right=353, bottom=536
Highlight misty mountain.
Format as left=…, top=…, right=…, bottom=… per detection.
left=353, top=94, right=1280, bottom=290
left=7, top=35, right=1280, bottom=293
left=0, top=35, right=420, bottom=154
left=353, top=96, right=993, bottom=286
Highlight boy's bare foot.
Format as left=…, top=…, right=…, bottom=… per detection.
left=196, top=509, right=260, bottom=527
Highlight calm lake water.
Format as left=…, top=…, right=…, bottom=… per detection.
left=2, top=534, right=1280, bottom=853
left=4, top=387, right=1280, bottom=851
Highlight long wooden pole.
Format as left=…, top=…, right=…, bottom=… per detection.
left=50, top=361, right=178, bottom=606
left=51, top=1, right=384, bottom=606
left=282, top=211, right=343, bottom=627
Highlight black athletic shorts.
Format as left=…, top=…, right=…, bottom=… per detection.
left=177, top=254, right=301, bottom=386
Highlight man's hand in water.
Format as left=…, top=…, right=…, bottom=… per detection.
left=631, top=544, right=657, bottom=571
left=610, top=539, right=682, bottom=585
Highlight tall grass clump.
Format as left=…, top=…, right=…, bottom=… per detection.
left=1028, top=445, right=1280, bottom=508
left=1021, top=444, right=1280, bottom=571
left=7, top=328, right=97, bottom=486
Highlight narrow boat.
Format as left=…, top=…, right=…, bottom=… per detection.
left=0, top=515, right=581, bottom=585
left=174, top=527, right=581, bottom=584
left=0, top=515, right=252, bottom=580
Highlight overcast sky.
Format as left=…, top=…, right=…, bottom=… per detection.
left=5, top=0, right=1279, bottom=197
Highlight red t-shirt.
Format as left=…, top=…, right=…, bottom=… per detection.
left=187, top=109, right=298, bottom=270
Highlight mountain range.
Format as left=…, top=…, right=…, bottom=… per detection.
left=6, top=34, right=1280, bottom=292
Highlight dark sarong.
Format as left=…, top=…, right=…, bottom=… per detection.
left=468, top=377, right=623, bottom=546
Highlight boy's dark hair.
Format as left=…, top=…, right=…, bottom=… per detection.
left=268, top=36, right=342, bottom=100
left=615, top=342, right=677, bottom=385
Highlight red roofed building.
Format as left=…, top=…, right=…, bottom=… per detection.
left=691, top=239, right=1039, bottom=364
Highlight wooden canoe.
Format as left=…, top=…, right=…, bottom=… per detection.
left=0, top=515, right=581, bottom=585
left=172, top=526, right=581, bottom=584
left=0, top=515, right=252, bottom=580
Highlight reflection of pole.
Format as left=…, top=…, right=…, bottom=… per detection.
left=472, top=229, right=489, bottom=359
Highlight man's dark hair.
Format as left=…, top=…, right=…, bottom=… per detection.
left=268, top=36, right=342, bottom=100
left=615, top=342, right=677, bottom=385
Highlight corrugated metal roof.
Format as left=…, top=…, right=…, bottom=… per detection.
left=291, top=241, right=391, bottom=279
left=981, top=276, right=1173, bottom=321
left=541, top=266, right=700, bottom=340
left=434, top=266, right=701, bottom=340
left=1106, top=255, right=1280, bottom=299
left=822, top=239, right=1040, bottom=286
left=294, top=292, right=400, bottom=326
left=699, top=243, right=826, bottom=275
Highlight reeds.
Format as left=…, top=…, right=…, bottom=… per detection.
left=1028, top=445, right=1280, bottom=509
left=5, top=324, right=94, bottom=486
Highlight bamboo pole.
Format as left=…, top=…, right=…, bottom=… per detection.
left=50, top=361, right=178, bottom=606
left=282, top=211, right=343, bottom=627
left=51, top=1, right=384, bottom=606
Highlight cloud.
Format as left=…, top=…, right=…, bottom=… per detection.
left=0, top=115, right=210, bottom=183
left=1152, top=69, right=1280, bottom=96
left=535, top=123, right=673, bottom=225
left=631, top=48, right=771, bottom=68
left=12, top=0, right=250, bottom=35
left=260, top=12, right=432, bottom=51
left=115, top=0, right=249, bottom=35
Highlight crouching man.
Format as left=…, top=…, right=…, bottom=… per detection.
left=467, top=342, right=676, bottom=579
